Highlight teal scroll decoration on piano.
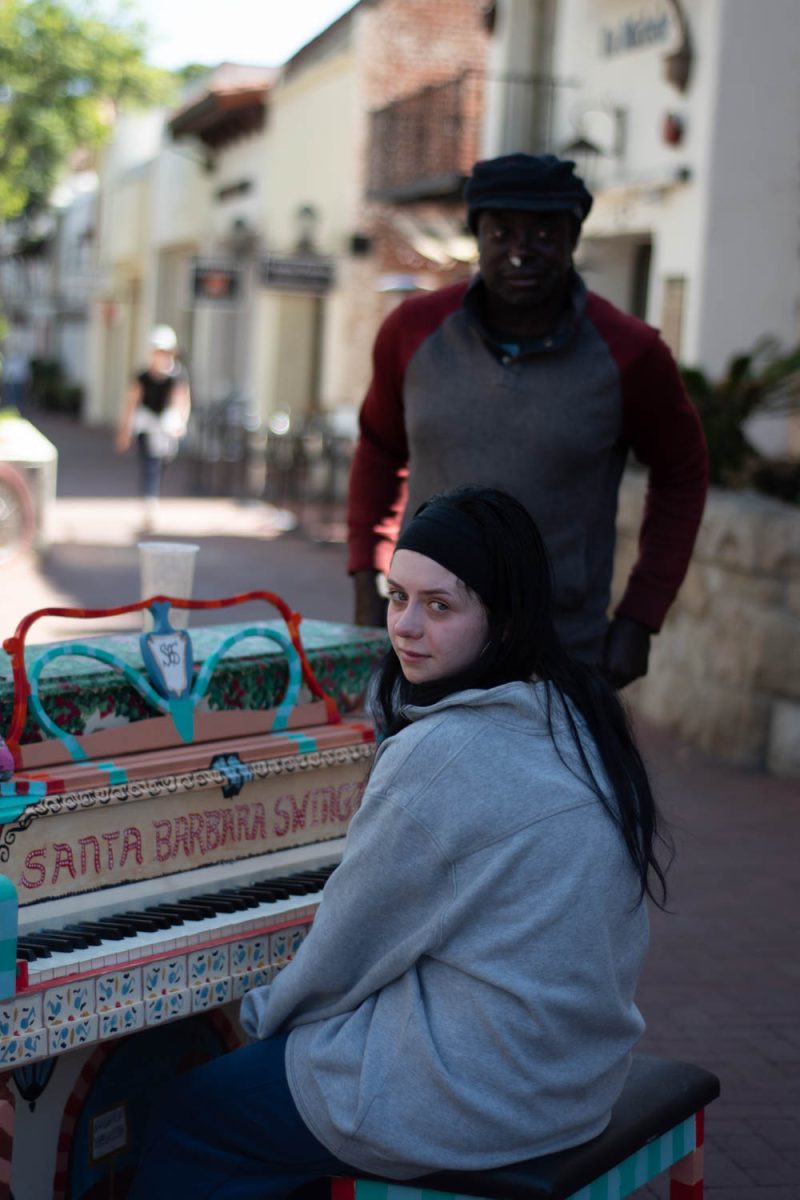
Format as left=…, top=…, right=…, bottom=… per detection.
left=27, top=619, right=305, bottom=764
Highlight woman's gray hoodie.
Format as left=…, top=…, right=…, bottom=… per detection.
left=240, top=681, right=649, bottom=1178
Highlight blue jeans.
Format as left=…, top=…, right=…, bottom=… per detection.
left=130, top=1033, right=351, bottom=1200
left=137, top=432, right=166, bottom=499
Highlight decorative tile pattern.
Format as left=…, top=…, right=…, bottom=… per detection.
left=189, top=945, right=229, bottom=984
left=190, top=979, right=231, bottom=1012
left=44, top=980, right=95, bottom=1027
left=143, top=958, right=186, bottom=997
left=99, top=1000, right=144, bottom=1039
left=232, top=967, right=273, bottom=999
left=231, top=936, right=268, bottom=974
left=0, top=994, right=42, bottom=1038
left=0, top=1030, right=47, bottom=1065
left=270, top=925, right=309, bottom=969
left=145, top=988, right=190, bottom=1025
left=96, top=967, right=141, bottom=1012
left=48, top=1015, right=97, bottom=1054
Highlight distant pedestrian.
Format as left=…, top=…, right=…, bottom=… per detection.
left=1, top=349, right=31, bottom=411
left=115, top=325, right=191, bottom=532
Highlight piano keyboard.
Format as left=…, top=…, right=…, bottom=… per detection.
left=14, top=839, right=345, bottom=990
left=0, top=841, right=346, bottom=1069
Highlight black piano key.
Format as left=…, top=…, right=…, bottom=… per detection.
left=68, top=921, right=129, bottom=942
left=145, top=903, right=209, bottom=922
left=117, top=909, right=173, bottom=931
left=189, top=892, right=248, bottom=914
left=16, top=944, right=42, bottom=962
left=266, top=878, right=315, bottom=895
left=216, top=889, right=261, bottom=909
left=62, top=924, right=105, bottom=946
left=100, top=913, right=170, bottom=934
left=174, top=898, right=220, bottom=918
left=233, top=885, right=291, bottom=903
left=17, top=939, right=52, bottom=959
left=144, top=902, right=187, bottom=921
left=29, top=931, right=93, bottom=951
left=23, top=933, right=85, bottom=953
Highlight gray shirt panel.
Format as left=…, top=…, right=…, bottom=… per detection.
left=401, top=311, right=627, bottom=648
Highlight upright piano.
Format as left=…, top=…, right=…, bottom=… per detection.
left=0, top=591, right=385, bottom=1199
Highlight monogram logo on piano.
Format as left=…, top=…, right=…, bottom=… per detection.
left=159, top=641, right=183, bottom=668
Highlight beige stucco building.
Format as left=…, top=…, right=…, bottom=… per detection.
left=85, top=1, right=489, bottom=454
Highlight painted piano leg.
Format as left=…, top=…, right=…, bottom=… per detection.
left=0, top=1074, right=15, bottom=1200
left=670, top=1110, right=705, bottom=1199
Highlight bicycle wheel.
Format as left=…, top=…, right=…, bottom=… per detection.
left=0, top=461, right=36, bottom=565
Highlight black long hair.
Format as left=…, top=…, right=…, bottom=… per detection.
left=374, top=485, right=671, bottom=907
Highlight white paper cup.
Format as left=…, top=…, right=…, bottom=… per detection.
left=138, top=541, right=200, bottom=629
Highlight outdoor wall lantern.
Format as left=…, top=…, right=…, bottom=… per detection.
left=230, top=216, right=258, bottom=260
left=560, top=133, right=603, bottom=188
left=295, top=205, right=320, bottom=255
left=562, top=104, right=627, bottom=188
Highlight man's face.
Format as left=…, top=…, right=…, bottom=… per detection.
left=477, top=209, right=575, bottom=311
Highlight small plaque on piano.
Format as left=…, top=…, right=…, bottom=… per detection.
left=90, top=1103, right=130, bottom=1163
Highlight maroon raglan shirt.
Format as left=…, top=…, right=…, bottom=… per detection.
left=347, top=277, right=707, bottom=649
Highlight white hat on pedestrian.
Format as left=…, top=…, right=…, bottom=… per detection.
left=150, top=324, right=178, bottom=352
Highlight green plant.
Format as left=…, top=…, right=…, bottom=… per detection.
left=680, top=338, right=800, bottom=493
left=29, top=357, right=82, bottom=416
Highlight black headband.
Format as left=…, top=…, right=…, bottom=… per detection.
left=394, top=504, right=493, bottom=604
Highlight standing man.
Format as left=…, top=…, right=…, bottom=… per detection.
left=347, top=153, right=708, bottom=687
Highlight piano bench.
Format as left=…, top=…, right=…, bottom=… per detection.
left=329, top=1055, right=720, bottom=1200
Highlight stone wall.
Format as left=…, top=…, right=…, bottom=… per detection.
left=613, top=472, right=800, bottom=779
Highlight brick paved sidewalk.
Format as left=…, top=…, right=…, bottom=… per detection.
left=3, top=411, right=799, bottom=1196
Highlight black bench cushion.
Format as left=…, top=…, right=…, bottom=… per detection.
left=360, top=1056, right=721, bottom=1200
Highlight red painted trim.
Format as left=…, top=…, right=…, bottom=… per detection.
left=331, top=1177, right=356, bottom=1200
left=670, top=1180, right=703, bottom=1199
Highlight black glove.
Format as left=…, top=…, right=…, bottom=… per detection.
left=352, top=571, right=387, bottom=627
left=603, top=617, right=651, bottom=689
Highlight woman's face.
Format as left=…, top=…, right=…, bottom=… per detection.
left=387, top=549, right=489, bottom=685
left=149, top=347, right=174, bottom=375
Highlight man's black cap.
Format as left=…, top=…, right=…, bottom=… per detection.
left=464, top=153, right=593, bottom=233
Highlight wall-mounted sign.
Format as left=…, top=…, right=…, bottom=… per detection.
left=600, top=10, right=670, bottom=56
left=260, top=255, right=335, bottom=293
left=191, top=259, right=241, bottom=304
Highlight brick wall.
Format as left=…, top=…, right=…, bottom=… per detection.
left=359, top=0, right=488, bottom=110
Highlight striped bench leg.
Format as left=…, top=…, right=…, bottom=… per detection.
left=670, top=1111, right=705, bottom=1199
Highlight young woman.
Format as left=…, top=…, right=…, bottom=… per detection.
left=131, top=486, right=669, bottom=1200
